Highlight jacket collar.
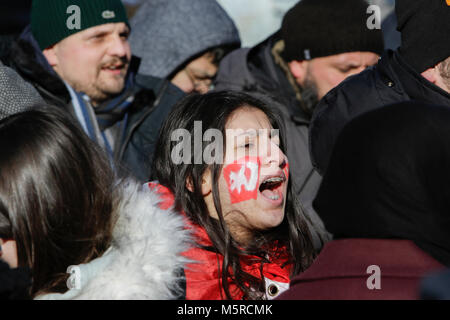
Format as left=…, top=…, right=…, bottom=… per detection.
left=386, top=50, right=450, bottom=106
left=248, top=33, right=311, bottom=125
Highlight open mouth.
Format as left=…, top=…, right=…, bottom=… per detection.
left=258, top=174, right=286, bottom=203
left=102, top=64, right=126, bottom=74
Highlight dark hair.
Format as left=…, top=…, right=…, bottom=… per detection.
left=152, top=91, right=314, bottom=299
left=0, top=106, right=117, bottom=297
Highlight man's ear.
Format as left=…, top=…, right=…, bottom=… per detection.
left=42, top=45, right=58, bottom=68
left=186, top=170, right=212, bottom=196
left=421, top=67, right=438, bottom=84
left=288, top=60, right=309, bottom=87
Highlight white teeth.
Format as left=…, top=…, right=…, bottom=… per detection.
left=269, top=194, right=279, bottom=200
left=264, top=177, right=283, bottom=184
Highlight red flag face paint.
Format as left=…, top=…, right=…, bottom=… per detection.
left=282, top=161, right=290, bottom=182
left=223, top=156, right=261, bottom=204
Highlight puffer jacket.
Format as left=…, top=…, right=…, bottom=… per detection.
left=36, top=181, right=190, bottom=300
left=310, top=50, right=450, bottom=175
left=146, top=182, right=291, bottom=300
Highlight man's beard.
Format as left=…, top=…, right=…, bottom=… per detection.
left=438, top=57, right=450, bottom=93
left=299, top=73, right=320, bottom=116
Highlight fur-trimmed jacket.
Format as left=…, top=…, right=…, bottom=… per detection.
left=36, top=181, right=190, bottom=300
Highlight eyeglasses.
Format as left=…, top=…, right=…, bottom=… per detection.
left=183, top=66, right=216, bottom=93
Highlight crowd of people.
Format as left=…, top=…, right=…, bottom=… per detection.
left=0, top=0, right=449, bottom=300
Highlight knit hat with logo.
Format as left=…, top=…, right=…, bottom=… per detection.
left=281, top=0, right=384, bottom=62
left=31, top=0, right=129, bottom=50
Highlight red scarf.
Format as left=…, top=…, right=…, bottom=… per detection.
left=146, top=182, right=292, bottom=300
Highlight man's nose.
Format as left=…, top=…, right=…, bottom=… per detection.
left=108, top=34, right=129, bottom=58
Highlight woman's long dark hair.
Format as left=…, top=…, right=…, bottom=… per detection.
left=0, top=106, right=117, bottom=297
left=152, top=91, right=315, bottom=299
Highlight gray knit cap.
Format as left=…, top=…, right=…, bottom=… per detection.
left=0, top=61, right=45, bottom=120
left=129, top=0, right=241, bottom=78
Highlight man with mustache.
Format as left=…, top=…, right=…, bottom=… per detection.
left=4, top=0, right=184, bottom=181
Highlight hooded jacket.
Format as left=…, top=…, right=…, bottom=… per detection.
left=214, top=33, right=331, bottom=251
left=129, top=0, right=241, bottom=79
left=36, top=181, right=190, bottom=300
left=310, top=50, right=450, bottom=175
left=146, top=182, right=291, bottom=300
left=4, top=26, right=185, bottom=182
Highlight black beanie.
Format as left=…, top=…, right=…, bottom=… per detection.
left=281, top=0, right=384, bottom=62
left=396, top=0, right=450, bottom=73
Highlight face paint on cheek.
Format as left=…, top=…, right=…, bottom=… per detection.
left=283, top=161, right=290, bottom=182
left=223, top=156, right=261, bottom=204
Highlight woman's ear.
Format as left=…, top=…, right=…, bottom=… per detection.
left=186, top=171, right=212, bottom=196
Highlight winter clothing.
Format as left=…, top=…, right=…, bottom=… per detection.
left=129, top=0, right=241, bottom=79
left=0, top=60, right=45, bottom=121
left=381, top=11, right=401, bottom=51
left=0, top=260, right=32, bottom=300
left=314, top=102, right=450, bottom=267
left=146, top=182, right=291, bottom=300
left=396, top=0, right=450, bottom=73
left=31, top=0, right=129, bottom=50
left=277, top=239, right=444, bottom=300
left=36, top=181, right=190, bottom=300
left=214, top=33, right=331, bottom=251
left=281, top=0, right=384, bottom=62
left=310, top=50, right=450, bottom=175
left=5, top=26, right=185, bottom=182
left=279, top=103, right=450, bottom=300
left=421, top=269, right=450, bottom=300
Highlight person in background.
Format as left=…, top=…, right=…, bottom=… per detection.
left=0, top=106, right=189, bottom=300
left=278, top=102, right=449, bottom=300
left=150, top=91, right=315, bottom=300
left=5, top=0, right=185, bottom=182
left=129, top=0, right=241, bottom=94
left=310, top=0, right=450, bottom=175
left=214, top=0, right=384, bottom=251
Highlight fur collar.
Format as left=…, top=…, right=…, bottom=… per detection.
left=36, top=181, right=190, bottom=300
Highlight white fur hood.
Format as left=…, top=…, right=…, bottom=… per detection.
left=36, top=180, right=190, bottom=300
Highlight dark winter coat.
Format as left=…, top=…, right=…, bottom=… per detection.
left=5, top=27, right=185, bottom=182
left=277, top=239, right=444, bottom=300
left=0, top=260, right=31, bottom=300
left=214, top=33, right=330, bottom=250
left=310, top=50, right=450, bottom=175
